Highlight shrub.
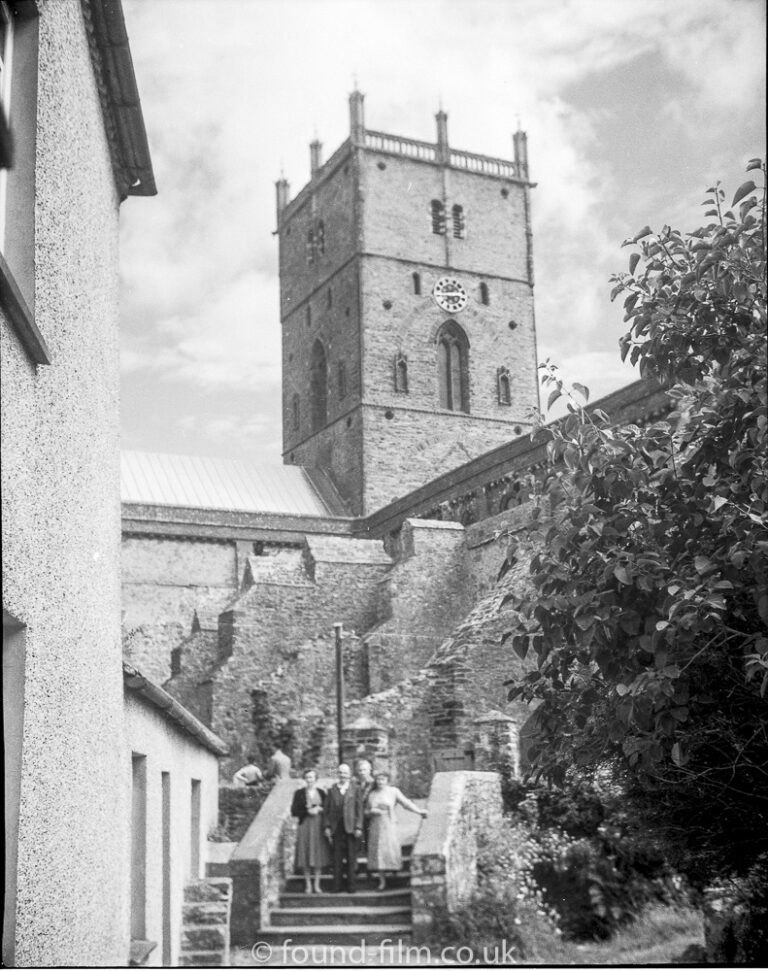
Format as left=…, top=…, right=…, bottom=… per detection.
left=425, top=819, right=564, bottom=964
left=505, top=773, right=688, bottom=940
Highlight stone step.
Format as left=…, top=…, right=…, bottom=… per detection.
left=279, top=888, right=411, bottom=909
left=181, top=926, right=227, bottom=950
left=179, top=950, right=226, bottom=966
left=259, top=924, right=412, bottom=947
left=183, top=878, right=232, bottom=903
left=182, top=901, right=229, bottom=925
left=283, top=872, right=410, bottom=892
left=270, top=905, right=411, bottom=927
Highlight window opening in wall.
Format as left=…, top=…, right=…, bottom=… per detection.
left=306, top=305, right=311, bottom=327
left=306, top=228, right=314, bottom=264
left=130, top=754, right=147, bottom=943
left=0, top=1, right=13, bottom=248
left=337, top=360, right=347, bottom=400
left=436, top=320, right=470, bottom=413
left=291, top=393, right=300, bottom=431
left=497, top=366, right=511, bottom=405
left=394, top=353, right=408, bottom=393
left=412, top=272, right=421, bottom=296
left=479, top=282, right=489, bottom=306
left=3, top=610, right=25, bottom=967
left=310, top=340, right=327, bottom=431
left=170, top=647, right=181, bottom=677
left=316, top=219, right=325, bottom=254
left=452, top=204, right=465, bottom=238
left=161, top=772, right=171, bottom=965
left=327, top=287, right=332, bottom=308
left=430, top=199, right=445, bottom=235
left=190, top=779, right=201, bottom=878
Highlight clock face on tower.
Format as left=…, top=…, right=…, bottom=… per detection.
left=432, top=276, right=468, bottom=314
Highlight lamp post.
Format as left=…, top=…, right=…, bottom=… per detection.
left=334, top=622, right=344, bottom=765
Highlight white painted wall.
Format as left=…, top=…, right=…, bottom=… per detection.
left=124, top=692, right=220, bottom=967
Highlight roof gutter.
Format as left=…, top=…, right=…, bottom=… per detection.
left=123, top=661, right=228, bottom=757
left=82, top=0, right=157, bottom=199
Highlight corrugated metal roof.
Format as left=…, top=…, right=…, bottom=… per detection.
left=121, top=450, right=331, bottom=517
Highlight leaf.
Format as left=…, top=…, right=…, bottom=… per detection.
left=694, top=555, right=712, bottom=574
left=731, top=180, right=756, bottom=206
left=547, top=388, right=562, bottom=410
left=628, top=252, right=641, bottom=275
left=746, top=158, right=763, bottom=172
left=615, top=566, right=631, bottom=585
left=633, top=225, right=653, bottom=243
left=572, top=382, right=590, bottom=402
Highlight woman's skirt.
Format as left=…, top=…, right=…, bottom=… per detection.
left=366, top=813, right=402, bottom=872
left=295, top=813, right=331, bottom=870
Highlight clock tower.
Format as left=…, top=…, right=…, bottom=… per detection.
left=275, top=91, right=539, bottom=516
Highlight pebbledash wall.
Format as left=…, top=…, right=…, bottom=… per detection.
left=0, top=0, right=159, bottom=965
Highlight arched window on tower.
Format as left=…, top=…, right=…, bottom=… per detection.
left=316, top=219, right=325, bottom=254
left=310, top=340, right=327, bottom=431
left=394, top=352, right=408, bottom=393
left=291, top=393, right=300, bottom=431
left=306, top=228, right=314, bottom=264
left=497, top=366, right=511, bottom=405
left=430, top=200, right=446, bottom=235
left=436, top=321, right=470, bottom=413
left=452, top=204, right=465, bottom=238
left=412, top=272, right=421, bottom=296
left=479, top=281, right=490, bottom=306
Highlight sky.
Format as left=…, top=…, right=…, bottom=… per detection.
left=119, top=0, right=766, bottom=464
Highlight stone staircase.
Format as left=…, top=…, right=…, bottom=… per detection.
left=261, top=847, right=413, bottom=946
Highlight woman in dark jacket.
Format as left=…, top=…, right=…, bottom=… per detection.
left=291, top=768, right=331, bottom=893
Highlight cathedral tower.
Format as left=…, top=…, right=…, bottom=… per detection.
left=276, top=91, right=539, bottom=516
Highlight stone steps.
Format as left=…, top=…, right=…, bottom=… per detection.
left=258, top=924, right=413, bottom=947
left=265, top=846, right=414, bottom=948
left=181, top=877, right=232, bottom=967
left=279, top=888, right=411, bottom=908
left=270, top=904, right=411, bottom=927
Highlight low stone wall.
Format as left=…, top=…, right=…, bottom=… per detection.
left=410, top=771, right=503, bottom=942
left=217, top=784, right=271, bottom=843
left=180, top=877, right=232, bottom=967
left=228, top=778, right=303, bottom=946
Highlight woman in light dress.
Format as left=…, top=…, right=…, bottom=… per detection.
left=365, top=771, right=427, bottom=890
left=291, top=768, right=331, bottom=893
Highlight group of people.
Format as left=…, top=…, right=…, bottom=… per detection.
left=232, top=746, right=292, bottom=786
left=290, top=760, right=427, bottom=894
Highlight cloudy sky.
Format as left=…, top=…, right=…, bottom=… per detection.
left=119, top=0, right=766, bottom=464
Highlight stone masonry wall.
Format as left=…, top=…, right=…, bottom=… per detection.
left=122, top=536, right=240, bottom=684
left=363, top=518, right=472, bottom=692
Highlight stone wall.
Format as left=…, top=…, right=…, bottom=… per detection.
left=122, top=536, right=241, bottom=684
left=217, top=785, right=270, bottom=844
left=411, top=771, right=503, bottom=942
left=364, top=518, right=472, bottom=692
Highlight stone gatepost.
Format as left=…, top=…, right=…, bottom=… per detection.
left=472, top=711, right=520, bottom=779
left=341, top=716, right=391, bottom=776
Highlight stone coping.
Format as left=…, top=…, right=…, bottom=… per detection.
left=412, top=771, right=498, bottom=859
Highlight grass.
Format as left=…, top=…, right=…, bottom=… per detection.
left=542, top=904, right=705, bottom=966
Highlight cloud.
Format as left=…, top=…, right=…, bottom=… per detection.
left=119, top=0, right=765, bottom=463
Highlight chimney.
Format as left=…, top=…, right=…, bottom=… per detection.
left=435, top=109, right=449, bottom=164
left=275, top=177, right=290, bottom=221
left=310, top=139, right=323, bottom=178
left=349, top=89, right=365, bottom=145
left=513, top=129, right=529, bottom=180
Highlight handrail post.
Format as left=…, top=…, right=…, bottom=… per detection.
left=334, top=622, right=344, bottom=765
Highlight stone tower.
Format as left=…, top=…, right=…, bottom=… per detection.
left=276, top=91, right=539, bottom=516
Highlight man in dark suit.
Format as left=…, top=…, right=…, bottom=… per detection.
left=323, top=763, right=363, bottom=893
left=355, top=759, right=374, bottom=856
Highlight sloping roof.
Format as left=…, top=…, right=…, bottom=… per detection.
left=121, top=450, right=331, bottom=517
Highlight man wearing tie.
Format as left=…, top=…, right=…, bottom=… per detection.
left=323, top=763, right=363, bottom=893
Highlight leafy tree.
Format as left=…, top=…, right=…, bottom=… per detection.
left=504, top=160, right=767, bottom=882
